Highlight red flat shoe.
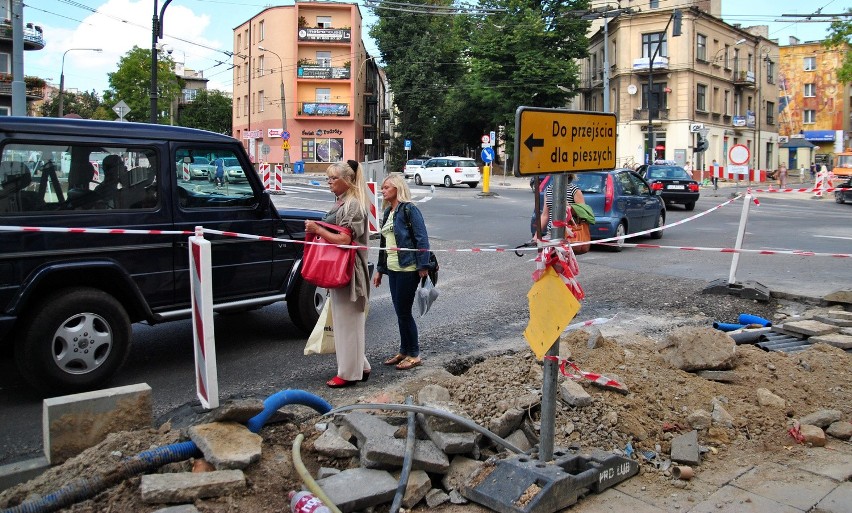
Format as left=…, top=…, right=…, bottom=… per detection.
left=326, top=376, right=357, bottom=388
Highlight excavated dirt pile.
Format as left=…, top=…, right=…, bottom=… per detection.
left=1, top=302, right=850, bottom=513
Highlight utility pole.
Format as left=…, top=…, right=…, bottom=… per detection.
left=646, top=9, right=682, bottom=164
left=150, top=0, right=173, bottom=124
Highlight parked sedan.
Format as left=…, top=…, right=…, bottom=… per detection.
left=415, top=156, right=481, bottom=188
left=209, top=157, right=248, bottom=183
left=641, top=164, right=700, bottom=211
left=403, top=158, right=427, bottom=178
left=177, top=156, right=215, bottom=180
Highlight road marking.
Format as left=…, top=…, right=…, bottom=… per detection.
left=813, top=235, right=852, bottom=241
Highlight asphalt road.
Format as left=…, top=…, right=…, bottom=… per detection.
left=0, top=176, right=849, bottom=468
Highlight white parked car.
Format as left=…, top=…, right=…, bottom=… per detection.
left=403, top=158, right=427, bottom=178
left=415, top=156, right=481, bottom=188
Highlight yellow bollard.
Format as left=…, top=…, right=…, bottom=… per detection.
left=483, top=165, right=490, bottom=194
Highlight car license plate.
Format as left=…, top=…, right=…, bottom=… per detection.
left=667, top=185, right=685, bottom=190
left=465, top=173, right=475, bottom=178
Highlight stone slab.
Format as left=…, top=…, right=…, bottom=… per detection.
left=813, top=315, right=852, bottom=327
left=670, top=430, right=700, bottom=465
left=342, top=412, right=449, bottom=473
left=827, top=310, right=852, bottom=320
left=559, top=379, right=593, bottom=406
left=688, top=484, right=803, bottom=513
left=781, top=320, right=839, bottom=337
left=808, top=333, right=852, bottom=350
left=815, top=481, right=852, bottom=513
left=43, top=383, right=152, bottom=464
left=796, top=443, right=852, bottom=481
left=559, top=488, right=668, bottom=513
left=316, top=467, right=397, bottom=513
left=188, top=422, right=262, bottom=470
left=731, top=462, right=839, bottom=511
left=140, top=470, right=246, bottom=504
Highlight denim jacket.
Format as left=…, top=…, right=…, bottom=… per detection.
left=376, top=202, right=430, bottom=273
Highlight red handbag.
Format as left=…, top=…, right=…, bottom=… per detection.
left=301, top=221, right=356, bottom=288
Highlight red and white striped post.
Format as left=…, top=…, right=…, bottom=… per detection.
left=273, top=164, right=283, bottom=192
left=182, top=162, right=191, bottom=182
left=259, top=163, right=271, bottom=189
left=189, top=226, right=219, bottom=409
left=366, top=181, right=379, bottom=234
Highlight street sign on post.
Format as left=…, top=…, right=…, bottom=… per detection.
left=729, top=144, right=750, bottom=165
left=513, top=107, right=616, bottom=176
left=481, top=147, right=495, bottom=163
left=404, top=139, right=412, bottom=151
left=113, top=100, right=130, bottom=122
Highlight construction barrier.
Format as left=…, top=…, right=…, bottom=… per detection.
left=259, top=163, right=270, bottom=189
left=709, top=166, right=766, bottom=183
left=90, top=162, right=100, bottom=182
left=272, top=164, right=284, bottom=192
left=181, top=162, right=190, bottom=182
left=366, top=181, right=379, bottom=234
left=813, top=170, right=835, bottom=198
left=188, top=226, right=219, bottom=409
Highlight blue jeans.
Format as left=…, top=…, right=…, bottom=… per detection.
left=387, top=270, right=420, bottom=357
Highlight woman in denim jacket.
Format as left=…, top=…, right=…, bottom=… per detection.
left=372, top=173, right=431, bottom=370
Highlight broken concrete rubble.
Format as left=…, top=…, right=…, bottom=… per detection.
left=658, top=326, right=737, bottom=371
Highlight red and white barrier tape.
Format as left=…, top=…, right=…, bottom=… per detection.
left=747, top=186, right=850, bottom=194
left=563, top=315, right=617, bottom=333
left=543, top=355, right=628, bottom=393
left=532, top=243, right=584, bottom=300
left=0, top=225, right=193, bottom=235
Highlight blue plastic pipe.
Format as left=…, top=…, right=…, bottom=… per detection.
left=246, top=389, right=333, bottom=433
left=738, top=314, right=772, bottom=327
left=713, top=322, right=746, bottom=332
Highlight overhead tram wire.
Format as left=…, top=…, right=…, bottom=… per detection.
left=363, top=0, right=506, bottom=15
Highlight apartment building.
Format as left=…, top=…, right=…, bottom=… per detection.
left=0, top=12, right=45, bottom=116
left=577, top=0, right=778, bottom=173
left=777, top=39, right=851, bottom=169
left=232, top=2, right=388, bottom=171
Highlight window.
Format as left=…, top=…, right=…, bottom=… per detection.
left=803, top=56, right=816, bottom=71
left=803, top=110, right=815, bottom=124
left=591, top=54, right=597, bottom=80
left=175, top=149, right=257, bottom=209
left=712, top=87, right=720, bottom=113
left=316, top=88, right=331, bottom=102
left=234, top=65, right=240, bottom=85
left=317, top=16, right=332, bottom=28
left=723, top=45, right=730, bottom=68
left=804, top=83, right=815, bottom=97
left=766, top=60, right=775, bottom=84
left=236, top=34, right=241, bottom=51
left=236, top=97, right=241, bottom=117
left=0, top=143, right=158, bottom=212
left=244, top=30, right=248, bottom=49
left=316, top=51, right=331, bottom=67
left=301, top=138, right=343, bottom=163
left=697, top=84, right=707, bottom=112
left=257, top=55, right=264, bottom=77
left=766, top=102, right=775, bottom=124
left=649, top=0, right=659, bottom=8
left=182, top=89, right=198, bottom=103
left=642, top=32, right=667, bottom=58
left=258, top=90, right=264, bottom=112
left=642, top=82, right=667, bottom=112
left=258, top=20, right=265, bottom=41
left=697, top=34, right=707, bottom=61
left=723, top=90, right=730, bottom=116
left=0, top=107, right=9, bottom=116
left=243, top=95, right=249, bottom=116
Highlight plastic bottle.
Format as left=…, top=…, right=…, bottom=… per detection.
left=288, top=490, right=332, bottom=513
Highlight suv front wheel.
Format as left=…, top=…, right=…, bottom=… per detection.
left=15, top=287, right=132, bottom=394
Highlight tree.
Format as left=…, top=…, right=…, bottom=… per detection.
left=102, top=46, right=183, bottom=123
left=40, top=90, right=108, bottom=119
left=177, top=89, right=233, bottom=134
left=824, top=8, right=852, bottom=84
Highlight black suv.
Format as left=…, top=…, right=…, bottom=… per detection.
left=0, top=117, right=325, bottom=393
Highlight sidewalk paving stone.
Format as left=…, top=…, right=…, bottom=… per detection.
left=795, top=443, right=852, bottom=482
left=730, top=462, right=838, bottom=511
left=567, top=488, right=669, bottom=513
left=815, top=481, right=852, bottom=513
left=689, top=485, right=804, bottom=513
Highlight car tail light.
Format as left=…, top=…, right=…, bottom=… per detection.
left=650, top=182, right=663, bottom=191
left=688, top=183, right=699, bottom=192
left=454, top=167, right=463, bottom=174
left=604, top=174, right=614, bottom=213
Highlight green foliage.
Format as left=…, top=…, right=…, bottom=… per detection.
left=177, top=89, right=233, bottom=134
left=370, top=0, right=590, bottom=169
left=102, top=46, right=183, bottom=123
left=39, top=90, right=104, bottom=119
left=824, top=8, right=852, bottom=84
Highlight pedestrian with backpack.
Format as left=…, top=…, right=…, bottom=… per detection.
left=373, top=173, right=432, bottom=371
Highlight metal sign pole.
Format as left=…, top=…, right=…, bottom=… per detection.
left=540, top=172, right=567, bottom=462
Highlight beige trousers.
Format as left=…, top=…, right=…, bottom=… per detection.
left=329, top=288, right=370, bottom=381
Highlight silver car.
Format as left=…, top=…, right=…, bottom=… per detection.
left=210, top=157, right=247, bottom=183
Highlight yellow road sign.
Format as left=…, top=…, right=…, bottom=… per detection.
left=281, top=141, right=291, bottom=151
left=514, top=107, right=616, bottom=175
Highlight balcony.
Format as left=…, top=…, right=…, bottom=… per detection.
left=297, top=28, right=351, bottom=43
left=0, top=21, right=45, bottom=50
left=297, top=65, right=351, bottom=80
left=298, top=102, right=350, bottom=117
left=0, top=76, right=46, bottom=100
left=633, top=108, right=669, bottom=121
left=732, top=69, right=755, bottom=87
left=632, top=56, right=669, bottom=71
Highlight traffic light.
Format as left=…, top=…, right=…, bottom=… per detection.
left=695, top=134, right=709, bottom=153
left=672, top=10, right=683, bottom=37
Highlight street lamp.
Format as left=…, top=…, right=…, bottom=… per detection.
left=150, top=0, right=174, bottom=123
left=257, top=46, right=291, bottom=173
left=58, top=48, right=102, bottom=117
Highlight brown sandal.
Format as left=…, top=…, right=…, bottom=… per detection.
left=395, top=357, right=422, bottom=370
left=383, top=354, right=405, bottom=366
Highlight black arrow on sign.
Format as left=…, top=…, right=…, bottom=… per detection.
left=524, top=133, right=544, bottom=151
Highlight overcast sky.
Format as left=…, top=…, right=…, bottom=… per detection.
left=28, top=0, right=839, bottom=99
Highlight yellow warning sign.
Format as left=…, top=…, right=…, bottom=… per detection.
left=281, top=141, right=291, bottom=151
left=523, top=267, right=580, bottom=359
left=514, top=107, right=616, bottom=176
